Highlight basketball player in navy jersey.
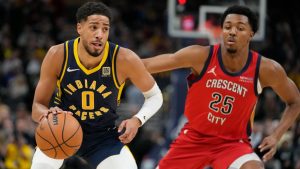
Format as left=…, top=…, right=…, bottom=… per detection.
left=30, top=2, right=163, bottom=169
left=143, top=5, right=300, bottom=169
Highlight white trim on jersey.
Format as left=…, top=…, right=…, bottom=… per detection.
left=228, top=152, right=261, bottom=169
left=257, top=79, right=262, bottom=94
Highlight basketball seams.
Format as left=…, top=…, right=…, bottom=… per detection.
left=47, top=114, right=69, bottom=158
left=36, top=130, right=57, bottom=157
left=35, top=113, right=83, bottom=159
left=62, top=123, right=82, bottom=148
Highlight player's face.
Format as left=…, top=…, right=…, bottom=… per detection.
left=222, top=14, right=254, bottom=54
left=77, top=15, right=110, bottom=57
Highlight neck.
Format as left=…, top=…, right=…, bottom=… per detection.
left=78, top=41, right=103, bottom=69
left=220, top=45, right=249, bottom=73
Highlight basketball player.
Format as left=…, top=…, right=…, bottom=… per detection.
left=143, top=5, right=300, bottom=169
left=31, top=2, right=163, bottom=169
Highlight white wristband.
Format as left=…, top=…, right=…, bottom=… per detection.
left=134, top=83, right=163, bottom=126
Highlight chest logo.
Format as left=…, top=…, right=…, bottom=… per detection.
left=67, top=67, right=80, bottom=72
left=102, top=67, right=111, bottom=77
left=207, top=66, right=217, bottom=76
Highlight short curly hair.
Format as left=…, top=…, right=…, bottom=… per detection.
left=76, top=2, right=112, bottom=23
left=220, top=5, right=258, bottom=33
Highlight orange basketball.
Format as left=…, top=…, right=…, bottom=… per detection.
left=35, top=113, right=83, bottom=159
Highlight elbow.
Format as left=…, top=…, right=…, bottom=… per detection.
left=142, top=59, right=153, bottom=73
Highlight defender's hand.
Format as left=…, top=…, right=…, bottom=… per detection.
left=39, top=106, right=73, bottom=122
left=118, top=117, right=141, bottom=144
left=258, top=135, right=278, bottom=162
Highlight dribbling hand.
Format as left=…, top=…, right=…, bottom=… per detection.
left=39, top=106, right=73, bottom=122
left=118, top=117, right=141, bottom=144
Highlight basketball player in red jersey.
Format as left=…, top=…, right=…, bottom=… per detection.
left=143, top=5, right=300, bottom=169
left=31, top=2, right=162, bottom=169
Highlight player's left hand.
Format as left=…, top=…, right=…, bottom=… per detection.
left=258, top=134, right=278, bottom=162
left=118, top=117, right=141, bottom=144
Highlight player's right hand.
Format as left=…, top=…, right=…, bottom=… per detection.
left=39, top=106, right=73, bottom=122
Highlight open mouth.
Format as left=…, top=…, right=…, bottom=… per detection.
left=91, top=42, right=102, bottom=49
left=227, top=38, right=236, bottom=44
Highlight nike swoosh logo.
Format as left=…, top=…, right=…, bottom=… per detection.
left=67, top=67, right=80, bottom=72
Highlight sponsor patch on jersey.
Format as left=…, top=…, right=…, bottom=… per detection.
left=102, top=67, right=111, bottom=77
left=239, top=76, right=253, bottom=83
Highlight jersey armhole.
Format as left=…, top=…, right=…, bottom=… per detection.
left=57, top=41, right=69, bottom=81
left=187, top=45, right=217, bottom=87
left=197, top=45, right=216, bottom=79
left=112, top=45, right=123, bottom=89
left=254, top=54, right=262, bottom=96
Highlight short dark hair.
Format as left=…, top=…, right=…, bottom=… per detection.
left=220, top=5, right=258, bottom=33
left=76, top=2, right=112, bottom=23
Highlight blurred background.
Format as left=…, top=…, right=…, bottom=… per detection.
left=0, top=0, right=299, bottom=169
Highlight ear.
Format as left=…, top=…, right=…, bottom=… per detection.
left=250, top=31, right=254, bottom=38
left=77, top=23, right=82, bottom=35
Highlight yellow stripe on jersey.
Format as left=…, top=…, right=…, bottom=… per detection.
left=250, top=104, right=257, bottom=129
left=111, top=44, right=125, bottom=105
left=57, top=41, right=69, bottom=97
left=124, top=145, right=136, bottom=163
left=54, top=101, right=60, bottom=105
left=73, top=38, right=109, bottom=75
left=112, top=45, right=121, bottom=89
left=117, top=83, right=125, bottom=106
left=55, top=97, right=61, bottom=102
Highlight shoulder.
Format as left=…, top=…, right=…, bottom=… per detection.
left=46, top=44, right=65, bottom=60
left=42, top=43, right=65, bottom=77
left=259, top=56, right=287, bottom=88
left=117, top=47, right=140, bottom=64
left=176, top=45, right=210, bottom=58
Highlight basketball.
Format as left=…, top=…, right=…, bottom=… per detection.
left=35, top=113, right=83, bottom=159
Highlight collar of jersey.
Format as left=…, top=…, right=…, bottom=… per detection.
left=73, top=37, right=109, bottom=75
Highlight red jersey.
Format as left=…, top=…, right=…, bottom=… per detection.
left=185, top=44, right=261, bottom=140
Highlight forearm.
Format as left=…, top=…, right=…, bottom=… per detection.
left=32, top=102, right=49, bottom=123
left=272, top=102, right=300, bottom=139
left=134, top=83, right=163, bottom=125
left=142, top=54, right=175, bottom=74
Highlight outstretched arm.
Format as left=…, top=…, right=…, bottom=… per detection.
left=258, top=57, right=300, bottom=161
left=116, top=48, right=163, bottom=144
left=142, top=45, right=210, bottom=74
left=32, top=44, right=71, bottom=123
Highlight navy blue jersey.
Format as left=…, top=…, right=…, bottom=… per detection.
left=53, top=38, right=125, bottom=155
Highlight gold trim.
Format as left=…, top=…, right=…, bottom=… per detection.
left=250, top=104, right=257, bottom=129
left=57, top=41, right=69, bottom=97
left=124, top=145, right=136, bottom=163
left=117, top=83, right=125, bottom=106
left=112, top=45, right=121, bottom=89
left=74, top=38, right=109, bottom=75
left=55, top=97, right=61, bottom=102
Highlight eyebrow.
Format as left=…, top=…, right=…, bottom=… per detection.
left=224, top=21, right=247, bottom=25
left=89, top=22, right=110, bottom=26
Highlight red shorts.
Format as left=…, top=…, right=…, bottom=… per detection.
left=158, top=124, right=253, bottom=169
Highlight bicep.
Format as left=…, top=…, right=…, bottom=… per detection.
left=124, top=53, right=155, bottom=92
left=260, top=60, right=300, bottom=104
left=143, top=45, right=208, bottom=73
left=33, top=47, right=61, bottom=106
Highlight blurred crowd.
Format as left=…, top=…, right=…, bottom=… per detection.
left=0, top=0, right=299, bottom=169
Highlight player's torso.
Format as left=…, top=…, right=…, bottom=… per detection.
left=54, top=38, right=125, bottom=133
left=185, top=44, right=261, bottom=140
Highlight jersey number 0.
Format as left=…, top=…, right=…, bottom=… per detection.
left=82, top=91, right=94, bottom=110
